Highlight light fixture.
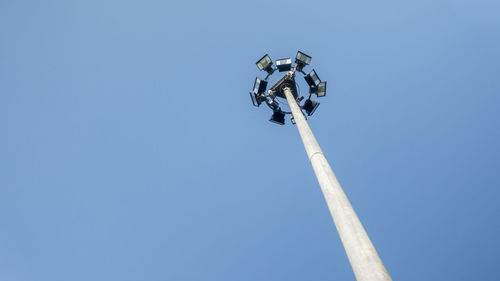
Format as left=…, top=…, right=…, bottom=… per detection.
left=304, top=69, right=321, bottom=88
left=253, top=77, right=268, bottom=94
left=276, top=58, right=292, bottom=72
left=303, top=99, right=320, bottom=116
left=249, top=91, right=266, bottom=107
left=269, top=110, right=285, bottom=125
left=311, top=81, right=327, bottom=97
left=256, top=54, right=274, bottom=73
left=251, top=52, right=326, bottom=123
left=295, top=51, right=312, bottom=71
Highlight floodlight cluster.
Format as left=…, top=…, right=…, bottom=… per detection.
left=249, top=51, right=327, bottom=125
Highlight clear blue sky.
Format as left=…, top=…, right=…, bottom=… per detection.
left=1, top=0, right=499, bottom=280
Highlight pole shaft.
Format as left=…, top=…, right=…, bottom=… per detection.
left=284, top=88, right=392, bottom=281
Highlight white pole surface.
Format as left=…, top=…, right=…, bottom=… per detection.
left=284, top=87, right=392, bottom=281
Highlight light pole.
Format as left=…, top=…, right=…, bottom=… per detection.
left=249, top=52, right=392, bottom=281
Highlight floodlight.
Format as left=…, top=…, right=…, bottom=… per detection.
left=276, top=58, right=292, bottom=72
left=303, top=99, right=320, bottom=116
left=304, top=69, right=321, bottom=88
left=256, top=54, right=273, bottom=73
left=249, top=91, right=266, bottom=107
left=269, top=110, right=285, bottom=125
left=253, top=77, right=268, bottom=95
left=295, top=51, right=312, bottom=71
left=311, top=81, right=327, bottom=97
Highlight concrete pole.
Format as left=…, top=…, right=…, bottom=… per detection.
left=284, top=87, right=392, bottom=281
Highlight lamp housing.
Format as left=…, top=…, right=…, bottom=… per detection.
left=269, top=110, right=285, bottom=125
left=256, top=54, right=274, bottom=73
left=303, top=99, right=320, bottom=116
left=304, top=69, right=321, bottom=88
left=276, top=58, right=292, bottom=72
left=295, top=51, right=312, bottom=71
left=253, top=77, right=268, bottom=95
left=249, top=91, right=266, bottom=107
left=311, top=81, right=327, bottom=97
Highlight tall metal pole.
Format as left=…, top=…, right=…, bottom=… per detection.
left=284, top=87, right=392, bottom=281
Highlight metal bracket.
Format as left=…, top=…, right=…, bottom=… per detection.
left=269, top=71, right=299, bottom=100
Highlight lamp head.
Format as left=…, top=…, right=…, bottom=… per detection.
left=249, top=91, right=267, bottom=107
left=276, top=58, right=292, bottom=72
left=253, top=77, right=268, bottom=95
left=311, top=81, right=327, bottom=97
left=295, top=51, right=312, bottom=71
left=269, top=110, right=285, bottom=125
left=304, top=69, right=321, bottom=88
left=302, top=99, right=320, bottom=116
left=256, top=54, right=274, bottom=74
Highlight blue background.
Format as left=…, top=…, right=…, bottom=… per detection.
left=1, top=0, right=499, bottom=280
